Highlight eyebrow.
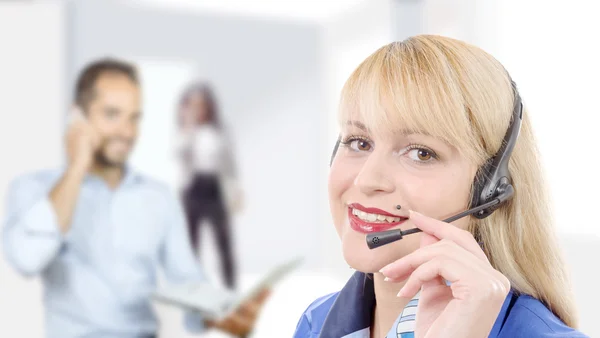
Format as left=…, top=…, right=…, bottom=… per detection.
left=345, top=120, right=432, bottom=137
left=346, top=120, right=368, bottom=131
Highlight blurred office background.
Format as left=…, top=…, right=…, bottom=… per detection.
left=1, top=0, right=598, bottom=337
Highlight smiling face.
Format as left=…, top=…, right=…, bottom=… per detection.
left=325, top=40, right=499, bottom=273
left=86, top=73, right=141, bottom=167
left=325, top=36, right=580, bottom=329
left=329, top=120, right=477, bottom=273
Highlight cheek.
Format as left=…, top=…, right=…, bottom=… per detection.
left=88, top=114, right=113, bottom=135
left=129, top=125, right=140, bottom=138
left=327, top=161, right=358, bottom=236
left=401, top=166, right=474, bottom=225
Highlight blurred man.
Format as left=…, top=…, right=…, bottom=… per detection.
left=2, top=58, right=268, bottom=338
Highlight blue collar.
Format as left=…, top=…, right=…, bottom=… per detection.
left=318, top=271, right=516, bottom=338
left=77, top=165, right=140, bottom=188
left=319, top=272, right=375, bottom=338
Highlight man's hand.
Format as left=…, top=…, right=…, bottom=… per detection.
left=66, top=108, right=100, bottom=173
left=206, top=288, right=271, bottom=337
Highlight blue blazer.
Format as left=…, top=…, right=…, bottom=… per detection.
left=293, top=272, right=588, bottom=338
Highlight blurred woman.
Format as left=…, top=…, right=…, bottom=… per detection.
left=176, top=82, right=242, bottom=289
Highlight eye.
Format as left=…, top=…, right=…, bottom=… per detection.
left=104, top=108, right=119, bottom=119
left=341, top=136, right=373, bottom=152
left=406, top=145, right=438, bottom=163
left=352, top=139, right=372, bottom=152
left=410, top=149, right=432, bottom=161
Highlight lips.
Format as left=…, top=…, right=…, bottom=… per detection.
left=347, top=203, right=408, bottom=234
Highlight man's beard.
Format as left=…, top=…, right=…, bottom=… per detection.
left=94, top=150, right=125, bottom=168
left=93, top=138, right=133, bottom=169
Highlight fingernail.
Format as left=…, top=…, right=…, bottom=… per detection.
left=384, top=277, right=391, bottom=282
left=397, top=287, right=407, bottom=297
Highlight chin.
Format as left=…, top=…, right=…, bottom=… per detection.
left=341, top=228, right=419, bottom=273
left=340, top=231, right=397, bottom=273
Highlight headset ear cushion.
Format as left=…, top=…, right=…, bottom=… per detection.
left=470, top=159, right=493, bottom=208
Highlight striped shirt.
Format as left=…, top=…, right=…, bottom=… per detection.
left=392, top=292, right=419, bottom=338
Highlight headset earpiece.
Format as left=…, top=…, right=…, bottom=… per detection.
left=330, top=137, right=341, bottom=167
left=469, top=80, right=523, bottom=219
left=470, top=159, right=493, bottom=208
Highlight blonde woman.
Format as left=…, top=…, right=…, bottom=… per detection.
left=294, top=36, right=588, bottom=337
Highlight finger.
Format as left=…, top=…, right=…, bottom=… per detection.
left=219, top=312, right=253, bottom=336
left=409, top=210, right=488, bottom=262
left=67, top=107, right=84, bottom=125
left=420, top=228, right=445, bottom=292
left=420, top=231, right=439, bottom=248
left=237, top=300, right=261, bottom=320
left=396, top=256, right=466, bottom=299
left=254, top=288, right=271, bottom=303
left=393, top=237, right=447, bottom=290
left=421, top=275, right=447, bottom=292
left=238, top=289, right=271, bottom=319
left=204, top=318, right=217, bottom=329
left=398, top=256, right=508, bottom=301
left=380, top=232, right=439, bottom=283
left=69, top=106, right=89, bottom=129
left=380, top=239, right=483, bottom=281
left=79, top=117, right=101, bottom=149
left=88, top=125, right=102, bottom=149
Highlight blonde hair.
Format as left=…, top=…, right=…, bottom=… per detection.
left=339, top=35, right=578, bottom=328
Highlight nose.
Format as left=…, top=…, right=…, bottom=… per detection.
left=117, top=120, right=136, bottom=140
left=353, top=151, right=395, bottom=195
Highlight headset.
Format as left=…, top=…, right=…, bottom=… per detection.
left=329, top=81, right=523, bottom=249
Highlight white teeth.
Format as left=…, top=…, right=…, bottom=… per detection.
left=351, top=208, right=403, bottom=223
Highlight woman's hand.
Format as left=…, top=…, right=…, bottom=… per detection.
left=380, top=210, right=510, bottom=338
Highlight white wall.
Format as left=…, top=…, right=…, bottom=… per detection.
left=0, top=2, right=66, bottom=338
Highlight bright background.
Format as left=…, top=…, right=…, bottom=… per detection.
left=1, top=0, right=599, bottom=337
